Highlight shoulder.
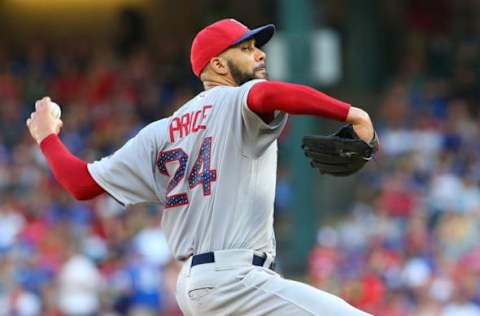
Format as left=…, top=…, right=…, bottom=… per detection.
left=239, top=79, right=266, bottom=92
left=215, top=79, right=266, bottom=94
left=141, top=118, right=170, bottom=134
left=205, top=80, right=266, bottom=105
left=243, top=79, right=266, bottom=86
left=134, top=118, right=170, bottom=148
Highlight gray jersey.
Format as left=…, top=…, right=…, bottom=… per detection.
left=88, top=79, right=288, bottom=260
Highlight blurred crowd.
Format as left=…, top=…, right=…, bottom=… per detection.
left=307, top=3, right=480, bottom=315
left=0, top=45, right=190, bottom=315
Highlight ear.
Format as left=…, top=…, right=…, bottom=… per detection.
left=209, top=57, right=229, bottom=75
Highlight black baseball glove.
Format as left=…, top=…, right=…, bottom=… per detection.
left=302, top=124, right=379, bottom=176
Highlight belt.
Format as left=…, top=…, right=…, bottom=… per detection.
left=191, top=251, right=275, bottom=270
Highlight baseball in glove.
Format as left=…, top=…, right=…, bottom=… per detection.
left=302, top=124, right=379, bottom=176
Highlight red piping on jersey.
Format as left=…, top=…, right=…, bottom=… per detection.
left=40, top=134, right=105, bottom=200
left=247, top=81, right=351, bottom=121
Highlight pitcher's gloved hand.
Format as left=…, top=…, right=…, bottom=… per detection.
left=302, top=124, right=379, bottom=176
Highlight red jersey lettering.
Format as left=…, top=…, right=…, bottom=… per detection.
left=169, top=117, right=182, bottom=143
left=199, top=105, right=212, bottom=129
left=191, top=110, right=203, bottom=132
left=169, top=105, right=213, bottom=143
left=181, top=113, right=191, bottom=136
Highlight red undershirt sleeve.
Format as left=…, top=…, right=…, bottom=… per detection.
left=39, top=134, right=105, bottom=200
left=247, top=81, right=351, bottom=121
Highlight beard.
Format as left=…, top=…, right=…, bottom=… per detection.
left=227, top=60, right=267, bottom=86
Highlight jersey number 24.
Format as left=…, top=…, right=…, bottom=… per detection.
left=157, top=137, right=217, bottom=208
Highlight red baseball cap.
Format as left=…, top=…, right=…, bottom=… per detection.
left=190, top=18, right=275, bottom=77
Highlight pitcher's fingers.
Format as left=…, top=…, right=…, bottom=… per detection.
left=26, top=118, right=31, bottom=126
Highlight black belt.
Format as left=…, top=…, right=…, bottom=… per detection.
left=191, top=252, right=275, bottom=270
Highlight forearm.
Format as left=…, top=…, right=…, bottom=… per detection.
left=248, top=81, right=374, bottom=141
left=247, top=81, right=351, bottom=121
left=40, top=134, right=105, bottom=200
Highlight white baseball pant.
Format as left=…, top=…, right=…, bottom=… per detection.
left=175, top=249, right=373, bottom=316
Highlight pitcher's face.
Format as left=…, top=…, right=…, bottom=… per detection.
left=222, top=38, right=267, bottom=85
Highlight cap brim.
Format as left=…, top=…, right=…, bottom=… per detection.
left=231, top=24, right=275, bottom=48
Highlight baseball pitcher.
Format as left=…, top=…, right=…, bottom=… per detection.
left=27, top=19, right=375, bottom=316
